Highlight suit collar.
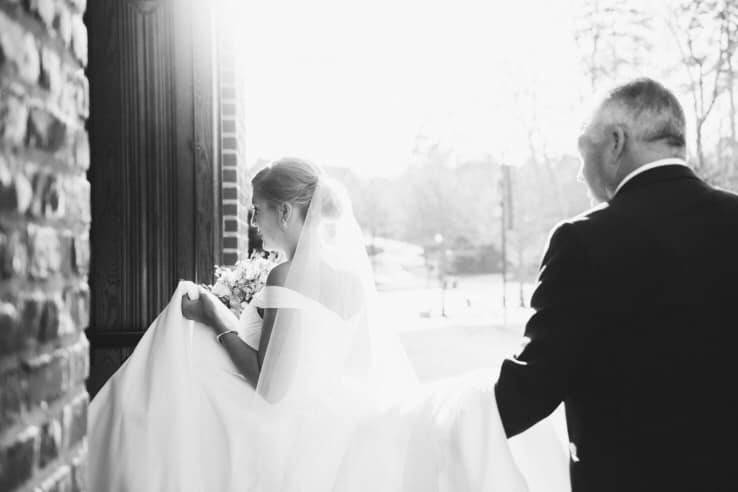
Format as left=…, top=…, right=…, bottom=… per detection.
left=614, top=158, right=689, bottom=195
left=610, top=164, right=700, bottom=200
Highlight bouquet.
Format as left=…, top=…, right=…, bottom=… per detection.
left=207, top=250, right=280, bottom=317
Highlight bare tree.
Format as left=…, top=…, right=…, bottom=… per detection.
left=719, top=1, right=738, bottom=182
left=512, top=88, right=569, bottom=218
left=575, top=0, right=653, bottom=92
left=668, top=0, right=738, bottom=171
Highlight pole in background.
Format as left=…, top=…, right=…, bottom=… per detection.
left=434, top=233, right=447, bottom=318
left=499, top=164, right=513, bottom=325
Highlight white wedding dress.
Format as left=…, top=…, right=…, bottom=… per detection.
left=88, top=178, right=567, bottom=491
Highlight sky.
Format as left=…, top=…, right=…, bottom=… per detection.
left=233, top=0, right=676, bottom=177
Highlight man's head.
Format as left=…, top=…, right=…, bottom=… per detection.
left=577, top=78, right=687, bottom=203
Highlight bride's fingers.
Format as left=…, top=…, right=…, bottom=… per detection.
left=182, top=282, right=200, bottom=300
left=181, top=294, right=199, bottom=319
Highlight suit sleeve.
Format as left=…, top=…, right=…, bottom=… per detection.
left=495, top=222, right=594, bottom=437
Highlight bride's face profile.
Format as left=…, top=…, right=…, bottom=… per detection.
left=251, top=196, right=283, bottom=252
left=251, top=195, right=304, bottom=257
left=251, top=158, right=320, bottom=257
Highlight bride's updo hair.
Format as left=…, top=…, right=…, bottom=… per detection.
left=251, top=157, right=342, bottom=220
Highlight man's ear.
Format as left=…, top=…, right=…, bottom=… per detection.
left=610, top=124, right=627, bottom=160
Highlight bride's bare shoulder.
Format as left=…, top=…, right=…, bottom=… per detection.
left=267, top=261, right=290, bottom=287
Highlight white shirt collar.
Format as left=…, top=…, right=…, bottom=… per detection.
left=614, top=158, right=689, bottom=196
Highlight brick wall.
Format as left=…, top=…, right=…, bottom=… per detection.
left=217, top=26, right=250, bottom=266
left=0, top=0, right=90, bottom=490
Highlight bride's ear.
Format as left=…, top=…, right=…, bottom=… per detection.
left=279, top=202, right=292, bottom=225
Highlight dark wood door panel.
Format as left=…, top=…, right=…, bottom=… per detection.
left=86, top=0, right=220, bottom=396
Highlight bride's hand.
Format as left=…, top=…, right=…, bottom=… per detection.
left=181, top=287, right=221, bottom=329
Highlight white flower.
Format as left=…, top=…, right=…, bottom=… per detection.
left=204, top=251, right=280, bottom=316
left=211, top=281, right=230, bottom=297
left=222, top=269, right=239, bottom=285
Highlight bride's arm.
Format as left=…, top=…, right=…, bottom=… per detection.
left=181, top=288, right=261, bottom=387
left=218, top=262, right=290, bottom=387
left=182, top=262, right=290, bottom=390
left=256, top=262, right=289, bottom=367
left=211, top=305, right=261, bottom=388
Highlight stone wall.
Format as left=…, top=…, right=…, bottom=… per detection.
left=0, top=0, right=90, bottom=490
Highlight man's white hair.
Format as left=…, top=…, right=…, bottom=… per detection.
left=596, top=78, right=686, bottom=151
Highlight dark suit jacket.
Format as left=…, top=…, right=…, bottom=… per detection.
left=495, top=165, right=738, bottom=492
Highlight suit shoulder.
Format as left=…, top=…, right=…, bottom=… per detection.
left=548, top=202, right=610, bottom=241
left=572, top=202, right=611, bottom=225
left=710, top=185, right=738, bottom=207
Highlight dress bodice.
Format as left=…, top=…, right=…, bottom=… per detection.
left=238, top=286, right=347, bottom=350
left=237, top=303, right=263, bottom=350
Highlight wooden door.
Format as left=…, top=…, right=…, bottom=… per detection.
left=85, top=0, right=222, bottom=396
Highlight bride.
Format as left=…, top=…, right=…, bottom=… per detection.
left=88, top=158, right=559, bottom=491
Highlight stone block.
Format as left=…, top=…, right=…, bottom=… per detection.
left=62, top=391, right=87, bottom=449
left=30, top=171, right=62, bottom=219
left=1, top=229, right=28, bottom=279
left=19, top=32, right=41, bottom=84
left=38, top=296, right=61, bottom=343
left=70, top=444, right=86, bottom=492
left=0, top=12, right=40, bottom=84
left=21, top=293, right=44, bottom=344
left=43, top=174, right=62, bottom=218
left=71, top=285, right=89, bottom=330
left=0, top=368, right=24, bottom=432
left=0, top=172, right=18, bottom=212
left=31, top=0, right=57, bottom=29
left=28, top=225, right=62, bottom=279
left=62, top=177, right=89, bottom=224
left=68, top=0, right=87, bottom=15
left=40, top=47, right=62, bottom=97
left=72, top=132, right=89, bottom=171
left=27, top=108, right=67, bottom=153
left=60, top=70, right=88, bottom=120
left=16, top=171, right=34, bottom=214
left=71, top=233, right=88, bottom=275
left=54, top=1, right=73, bottom=47
left=0, top=93, right=29, bottom=148
left=72, top=72, right=88, bottom=118
left=23, top=350, right=68, bottom=407
left=1, top=153, right=33, bottom=214
left=0, top=426, right=38, bottom=492
left=66, top=337, right=88, bottom=385
left=39, top=416, right=62, bottom=467
left=0, top=301, right=20, bottom=355
left=70, top=15, right=87, bottom=66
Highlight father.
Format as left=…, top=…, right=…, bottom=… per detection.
left=495, top=78, right=738, bottom=492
